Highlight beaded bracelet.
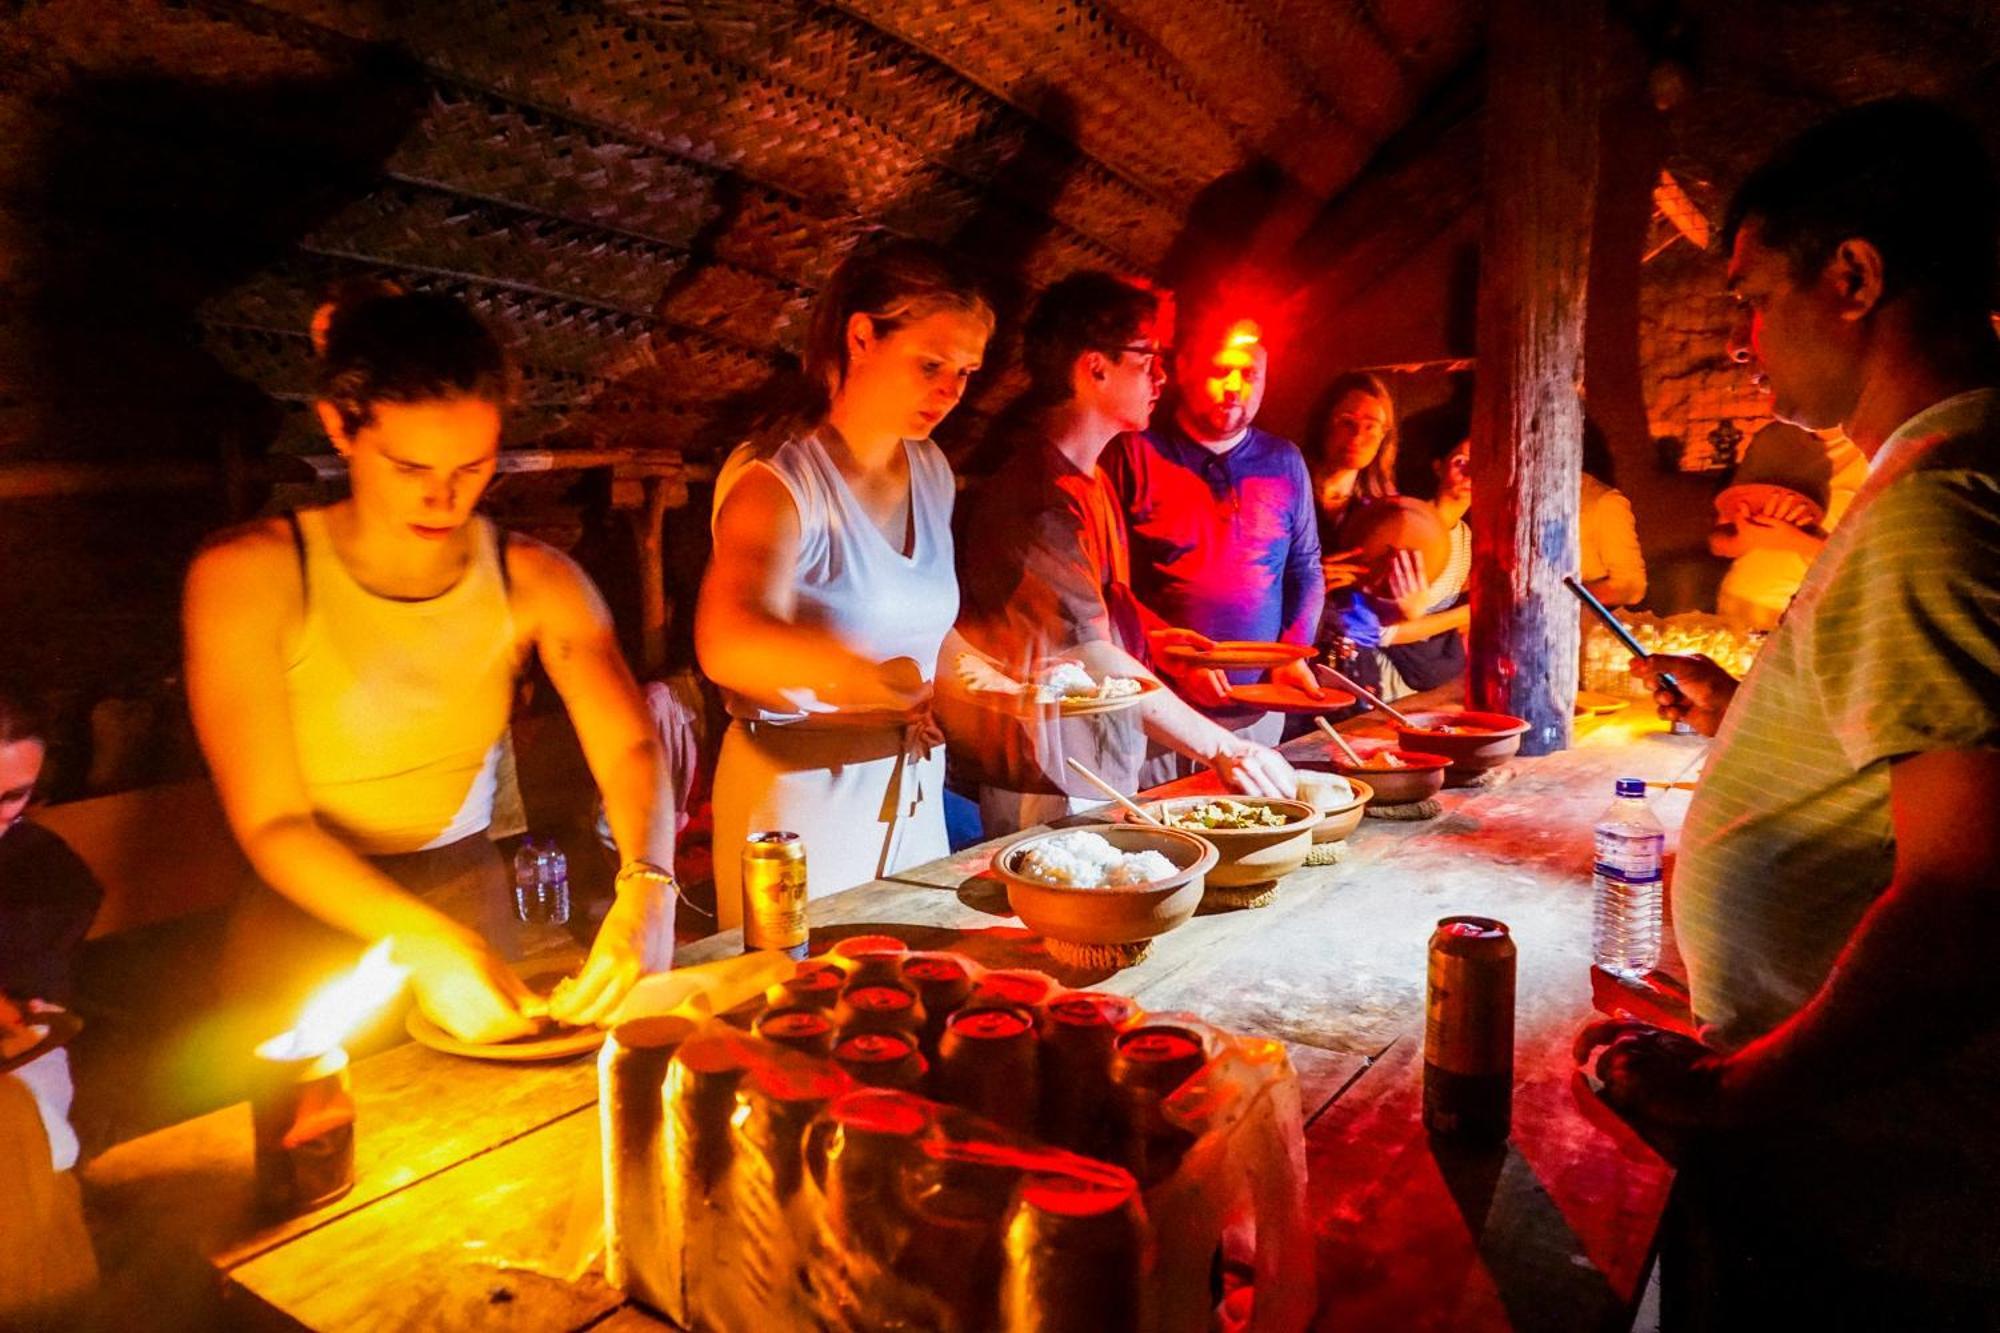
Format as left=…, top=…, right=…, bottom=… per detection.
left=616, top=860, right=693, bottom=907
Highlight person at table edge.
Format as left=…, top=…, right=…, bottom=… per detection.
left=696, top=242, right=992, bottom=925
left=184, top=284, right=677, bottom=1045
left=1580, top=97, right=2000, bottom=1324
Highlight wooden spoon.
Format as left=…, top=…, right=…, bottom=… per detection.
left=1313, top=716, right=1368, bottom=768
left=1064, top=757, right=1166, bottom=827
left=1314, top=664, right=1420, bottom=729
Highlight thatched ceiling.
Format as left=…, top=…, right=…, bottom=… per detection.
left=5, top=0, right=2000, bottom=700
left=0, top=0, right=1477, bottom=467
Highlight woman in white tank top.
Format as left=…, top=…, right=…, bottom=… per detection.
left=698, top=242, right=993, bottom=926
left=184, top=286, right=678, bottom=1044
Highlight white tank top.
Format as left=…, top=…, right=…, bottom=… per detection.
left=712, top=432, right=960, bottom=723
left=285, top=508, right=520, bottom=854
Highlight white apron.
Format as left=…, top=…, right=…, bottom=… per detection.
left=707, top=431, right=959, bottom=928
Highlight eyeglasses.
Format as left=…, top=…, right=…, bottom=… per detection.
left=1110, top=343, right=1170, bottom=371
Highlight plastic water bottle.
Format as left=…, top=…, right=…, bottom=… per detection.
left=1592, top=778, right=1664, bottom=978
left=513, top=837, right=571, bottom=926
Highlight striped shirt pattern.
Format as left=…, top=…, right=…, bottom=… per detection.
left=1676, top=388, right=2000, bottom=1049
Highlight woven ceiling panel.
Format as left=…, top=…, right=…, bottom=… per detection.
left=3, top=0, right=1477, bottom=465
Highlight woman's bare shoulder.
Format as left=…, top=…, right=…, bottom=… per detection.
left=185, top=516, right=305, bottom=618
left=194, top=515, right=300, bottom=571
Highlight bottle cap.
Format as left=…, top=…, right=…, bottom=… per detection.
left=1615, top=777, right=1646, bottom=799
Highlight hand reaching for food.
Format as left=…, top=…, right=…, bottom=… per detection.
left=396, top=926, right=541, bottom=1044
left=1210, top=741, right=1299, bottom=799
left=1270, top=657, right=1324, bottom=698
left=548, top=890, right=666, bottom=1027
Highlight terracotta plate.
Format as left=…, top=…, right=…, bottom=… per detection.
left=1228, top=682, right=1357, bottom=714
left=1158, top=640, right=1317, bottom=670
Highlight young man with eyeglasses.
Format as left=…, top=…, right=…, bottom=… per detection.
left=1100, top=305, right=1326, bottom=783
left=946, top=273, right=1297, bottom=835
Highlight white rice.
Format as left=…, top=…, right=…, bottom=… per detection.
left=1035, top=661, right=1097, bottom=701
left=1033, top=663, right=1145, bottom=703
left=1103, top=850, right=1177, bottom=885
left=1015, top=831, right=1177, bottom=888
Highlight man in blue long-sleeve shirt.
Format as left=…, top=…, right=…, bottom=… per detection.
left=1101, top=311, right=1324, bottom=782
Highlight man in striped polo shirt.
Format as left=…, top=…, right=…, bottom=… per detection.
left=1579, top=99, right=2000, bottom=1325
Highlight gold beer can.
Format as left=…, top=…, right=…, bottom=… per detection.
left=742, top=830, right=809, bottom=960
left=1423, top=915, right=1516, bottom=1142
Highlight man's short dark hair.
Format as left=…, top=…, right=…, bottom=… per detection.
left=1724, top=97, right=1999, bottom=330
left=1395, top=401, right=1471, bottom=501
left=0, top=677, right=49, bottom=748
left=1021, top=272, right=1160, bottom=399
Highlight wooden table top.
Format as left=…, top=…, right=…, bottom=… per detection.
left=86, top=701, right=1703, bottom=1332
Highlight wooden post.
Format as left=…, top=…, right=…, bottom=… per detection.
left=621, top=473, right=684, bottom=677
left=1467, top=0, right=1604, bottom=755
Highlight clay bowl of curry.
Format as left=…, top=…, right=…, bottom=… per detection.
left=1139, top=796, right=1318, bottom=888
left=1319, top=748, right=1452, bottom=805
left=1392, top=710, right=1530, bottom=772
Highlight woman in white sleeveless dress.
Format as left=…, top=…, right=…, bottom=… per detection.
left=698, top=242, right=993, bottom=927
left=184, top=286, right=677, bottom=1043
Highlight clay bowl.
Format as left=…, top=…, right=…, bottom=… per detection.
left=1325, top=749, right=1451, bottom=805
left=1392, top=710, right=1531, bottom=772
left=993, top=824, right=1218, bottom=947
left=1140, top=796, right=1318, bottom=888
left=1296, top=772, right=1373, bottom=844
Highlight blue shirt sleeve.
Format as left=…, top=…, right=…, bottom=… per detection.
left=1280, top=445, right=1325, bottom=645
left=1333, top=590, right=1384, bottom=649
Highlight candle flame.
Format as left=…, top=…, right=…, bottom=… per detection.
left=267, top=940, right=409, bottom=1061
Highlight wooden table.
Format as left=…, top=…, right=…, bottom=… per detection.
left=85, top=705, right=1704, bottom=1332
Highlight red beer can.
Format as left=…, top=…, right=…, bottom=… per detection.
left=902, top=952, right=974, bottom=1054
left=1040, top=992, right=1131, bottom=1153
left=833, top=1029, right=929, bottom=1092
left=777, top=960, right=845, bottom=1010
left=822, top=1088, right=929, bottom=1245
left=973, top=968, right=1056, bottom=1016
left=834, top=982, right=926, bottom=1038
left=936, top=1004, right=1041, bottom=1132
left=754, top=1006, right=837, bottom=1059
left=665, top=1033, right=749, bottom=1198
left=830, top=934, right=909, bottom=988
left=736, top=1061, right=842, bottom=1204
left=1001, top=1169, right=1146, bottom=1333
left=1109, top=1024, right=1207, bottom=1187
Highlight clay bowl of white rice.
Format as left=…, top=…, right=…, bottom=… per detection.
left=994, top=825, right=1218, bottom=946
left=1140, top=796, right=1319, bottom=887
